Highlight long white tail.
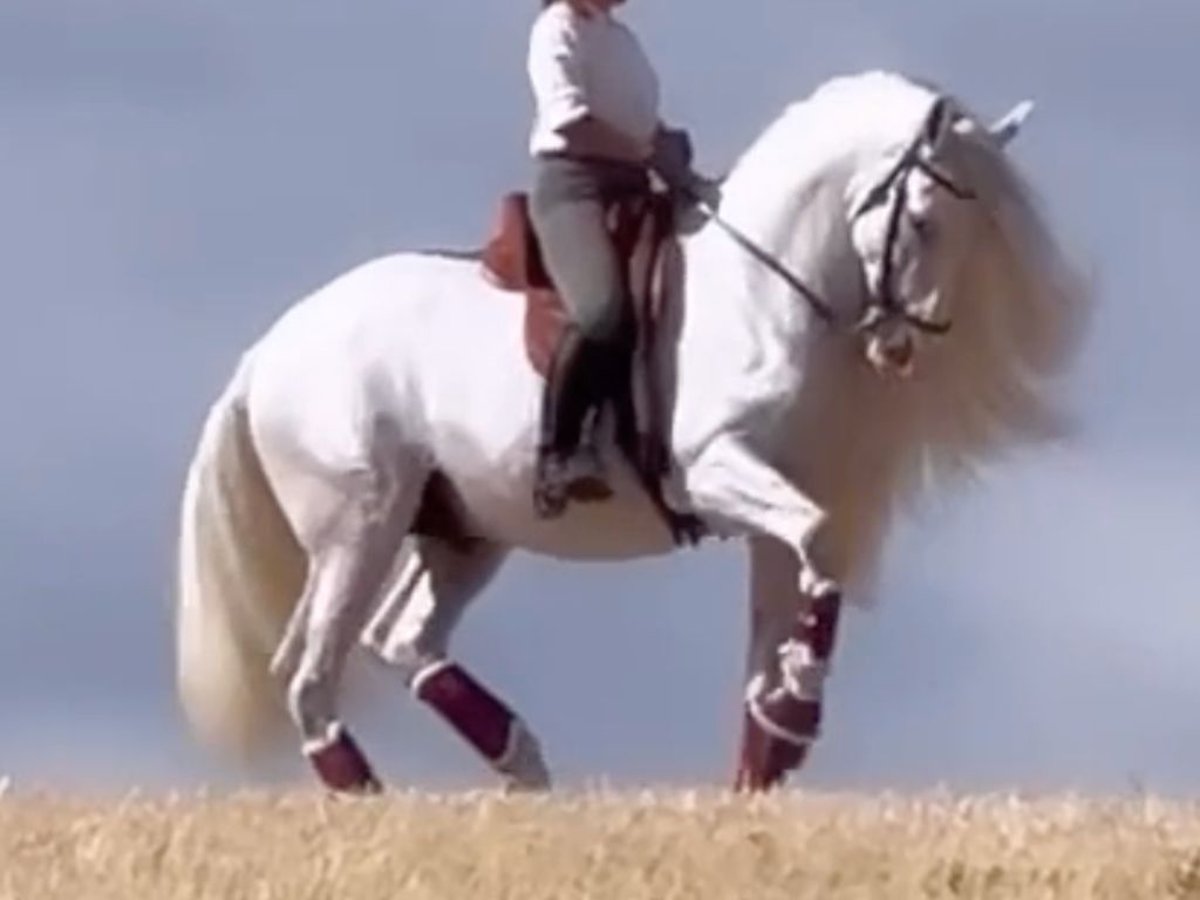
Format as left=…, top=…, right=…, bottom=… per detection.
left=175, top=359, right=307, bottom=760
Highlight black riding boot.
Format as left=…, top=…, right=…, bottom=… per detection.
left=534, top=327, right=615, bottom=518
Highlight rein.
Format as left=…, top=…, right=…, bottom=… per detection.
left=690, top=192, right=838, bottom=325
left=856, top=97, right=976, bottom=336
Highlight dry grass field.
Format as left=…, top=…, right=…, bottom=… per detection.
left=3, top=787, right=1200, bottom=899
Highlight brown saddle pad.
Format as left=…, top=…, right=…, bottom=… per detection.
left=479, top=190, right=676, bottom=379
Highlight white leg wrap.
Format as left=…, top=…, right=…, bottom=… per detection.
left=777, top=639, right=830, bottom=703
left=745, top=672, right=822, bottom=748
left=747, top=696, right=817, bottom=748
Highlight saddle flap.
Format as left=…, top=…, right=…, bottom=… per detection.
left=479, top=186, right=679, bottom=380
left=481, top=192, right=552, bottom=292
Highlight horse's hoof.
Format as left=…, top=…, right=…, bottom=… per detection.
left=497, top=721, right=553, bottom=794
left=739, top=696, right=817, bottom=790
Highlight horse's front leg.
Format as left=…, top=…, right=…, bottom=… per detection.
left=734, top=536, right=845, bottom=791
left=683, top=433, right=839, bottom=600
left=680, top=435, right=844, bottom=790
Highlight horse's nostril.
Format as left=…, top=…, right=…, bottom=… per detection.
left=886, top=336, right=914, bottom=370
left=866, top=333, right=916, bottom=378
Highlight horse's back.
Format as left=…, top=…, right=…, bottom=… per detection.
left=240, top=251, right=534, bottom=476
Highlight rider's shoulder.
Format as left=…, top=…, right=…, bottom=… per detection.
left=532, top=2, right=584, bottom=40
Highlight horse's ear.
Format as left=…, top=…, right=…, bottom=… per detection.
left=987, top=99, right=1035, bottom=147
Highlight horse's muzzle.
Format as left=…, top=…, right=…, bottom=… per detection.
left=867, top=332, right=916, bottom=378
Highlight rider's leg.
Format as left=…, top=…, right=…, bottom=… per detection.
left=528, top=156, right=645, bottom=514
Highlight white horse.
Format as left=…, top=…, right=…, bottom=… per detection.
left=174, top=70, right=1088, bottom=794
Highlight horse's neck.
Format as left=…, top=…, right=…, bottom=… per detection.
left=679, top=101, right=881, bottom=349
left=667, top=76, right=933, bottom=466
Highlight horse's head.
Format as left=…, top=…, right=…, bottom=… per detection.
left=845, top=96, right=1033, bottom=378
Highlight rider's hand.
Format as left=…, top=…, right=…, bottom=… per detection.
left=650, top=126, right=695, bottom=190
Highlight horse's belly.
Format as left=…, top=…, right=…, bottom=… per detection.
left=459, top=484, right=677, bottom=561
left=428, top=427, right=680, bottom=561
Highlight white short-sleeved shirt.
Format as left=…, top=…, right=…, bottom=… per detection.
left=526, top=4, right=660, bottom=158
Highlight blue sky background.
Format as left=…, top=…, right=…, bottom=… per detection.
left=2, top=1, right=1198, bottom=796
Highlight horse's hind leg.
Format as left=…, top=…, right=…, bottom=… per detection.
left=361, top=537, right=551, bottom=791
left=271, top=470, right=428, bottom=794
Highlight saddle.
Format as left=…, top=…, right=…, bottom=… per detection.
left=479, top=189, right=702, bottom=545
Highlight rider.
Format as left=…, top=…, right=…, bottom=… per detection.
left=526, top=0, right=697, bottom=516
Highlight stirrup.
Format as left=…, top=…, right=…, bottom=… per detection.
left=560, top=448, right=613, bottom=503
left=533, top=445, right=612, bottom=519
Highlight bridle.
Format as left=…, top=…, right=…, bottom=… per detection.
left=849, top=96, right=976, bottom=337
left=685, top=95, right=977, bottom=339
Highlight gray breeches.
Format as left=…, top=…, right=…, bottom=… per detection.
left=528, top=155, right=650, bottom=347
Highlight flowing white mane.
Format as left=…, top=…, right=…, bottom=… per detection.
left=707, top=71, right=1092, bottom=593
